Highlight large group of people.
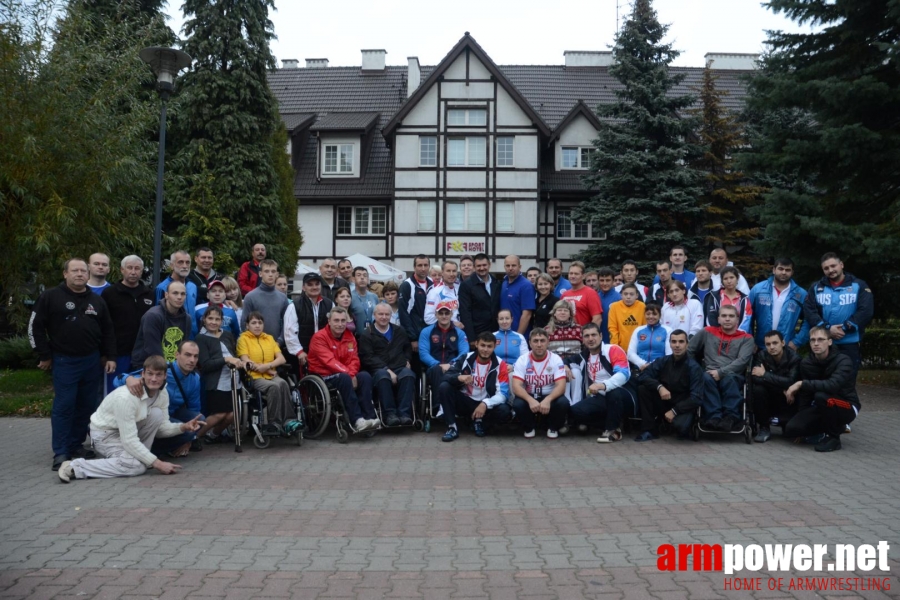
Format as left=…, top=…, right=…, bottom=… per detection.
left=28, top=244, right=875, bottom=484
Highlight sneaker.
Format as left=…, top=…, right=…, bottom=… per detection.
left=399, top=416, right=413, bottom=426
left=754, top=427, right=771, bottom=443
left=730, top=418, right=745, bottom=433
left=283, top=419, right=302, bottom=436
left=355, top=418, right=369, bottom=432
left=702, top=418, right=720, bottom=431
left=190, top=439, right=203, bottom=452
left=523, top=429, right=536, bottom=439
left=473, top=419, right=486, bottom=437
left=547, top=430, right=559, bottom=439
left=814, top=436, right=842, bottom=452
left=844, top=424, right=852, bottom=434
left=633, top=431, right=657, bottom=442
left=577, top=424, right=588, bottom=434
left=52, top=454, right=70, bottom=472
left=558, top=425, right=569, bottom=435
left=717, top=416, right=734, bottom=432
left=384, top=413, right=401, bottom=427
left=597, top=429, right=620, bottom=443
left=57, top=461, right=75, bottom=484
left=801, top=433, right=826, bottom=445
left=769, top=417, right=780, bottom=426
left=203, top=431, right=220, bottom=444
left=442, top=427, right=459, bottom=442
left=367, top=418, right=381, bottom=430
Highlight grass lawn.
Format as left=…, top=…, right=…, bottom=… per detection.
left=0, top=369, right=53, bottom=417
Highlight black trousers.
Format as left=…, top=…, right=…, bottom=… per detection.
left=783, top=392, right=856, bottom=439
left=751, top=383, right=796, bottom=428
left=637, top=384, right=693, bottom=436
left=569, top=388, right=627, bottom=431
left=512, top=395, right=570, bottom=432
left=437, top=383, right=513, bottom=428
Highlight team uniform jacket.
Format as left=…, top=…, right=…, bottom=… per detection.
left=570, top=344, right=631, bottom=395
left=688, top=281, right=714, bottom=304
left=418, top=324, right=469, bottom=368
left=748, top=277, right=810, bottom=349
left=703, top=289, right=753, bottom=333
left=398, top=276, right=433, bottom=341
left=615, top=282, right=649, bottom=301
left=661, top=299, right=704, bottom=338
left=493, top=329, right=529, bottom=364
left=101, top=282, right=154, bottom=359
left=193, top=302, right=241, bottom=338
left=512, top=351, right=567, bottom=398
left=443, top=352, right=511, bottom=408
left=751, top=346, right=801, bottom=391
left=307, top=327, right=361, bottom=377
left=29, top=283, right=116, bottom=361
left=627, top=323, right=672, bottom=368
left=688, top=326, right=755, bottom=375
left=802, top=273, right=874, bottom=346
left=424, top=281, right=461, bottom=325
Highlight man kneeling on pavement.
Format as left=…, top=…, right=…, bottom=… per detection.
left=58, top=355, right=203, bottom=482
left=689, top=305, right=755, bottom=432
left=783, top=326, right=860, bottom=452
left=634, top=329, right=703, bottom=441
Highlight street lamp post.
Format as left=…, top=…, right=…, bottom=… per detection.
left=139, top=46, right=192, bottom=289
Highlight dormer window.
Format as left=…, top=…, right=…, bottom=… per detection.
left=324, top=143, right=354, bottom=174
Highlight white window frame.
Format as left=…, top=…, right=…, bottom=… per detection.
left=419, top=136, right=437, bottom=167
left=556, top=208, right=603, bottom=240
left=495, top=201, right=515, bottom=233
left=447, top=108, right=487, bottom=126
left=337, top=206, right=387, bottom=236
left=496, top=136, right=514, bottom=167
left=417, top=201, right=436, bottom=232
left=323, top=143, right=355, bottom=175
left=447, top=137, right=486, bottom=167
left=560, top=146, right=593, bottom=170
left=446, top=201, right=486, bottom=233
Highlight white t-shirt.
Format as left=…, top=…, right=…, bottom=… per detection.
left=771, top=286, right=788, bottom=330
left=467, top=360, right=492, bottom=402
left=513, top=352, right=566, bottom=398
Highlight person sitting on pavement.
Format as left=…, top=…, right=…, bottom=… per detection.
left=635, top=329, right=703, bottom=441
left=783, top=326, right=860, bottom=452
left=438, top=331, right=513, bottom=442
left=308, top=307, right=380, bottom=433
left=568, top=323, right=632, bottom=443
left=57, top=355, right=204, bottom=483
left=511, top=328, right=570, bottom=439
left=236, top=312, right=302, bottom=436
left=493, top=309, right=529, bottom=365
left=627, top=303, right=672, bottom=372
left=750, top=330, right=801, bottom=443
left=419, top=302, right=470, bottom=399
left=195, top=306, right=242, bottom=444
left=360, top=303, right=416, bottom=426
left=688, top=304, right=755, bottom=433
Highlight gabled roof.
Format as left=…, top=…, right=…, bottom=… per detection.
left=548, top=100, right=604, bottom=145
left=382, top=33, right=551, bottom=138
left=310, top=112, right=380, bottom=132
left=281, top=113, right=316, bottom=133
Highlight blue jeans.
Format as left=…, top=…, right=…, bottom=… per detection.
left=701, top=373, right=744, bottom=421
left=51, top=352, right=103, bottom=456
left=151, top=405, right=203, bottom=455
left=327, top=372, right=375, bottom=424
left=373, top=367, right=416, bottom=419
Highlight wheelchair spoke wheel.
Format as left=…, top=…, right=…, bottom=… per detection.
left=298, top=375, right=332, bottom=439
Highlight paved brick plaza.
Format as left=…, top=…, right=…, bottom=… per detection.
left=1, top=389, right=898, bottom=599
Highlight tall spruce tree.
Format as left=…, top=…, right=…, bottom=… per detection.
left=172, top=0, right=300, bottom=274
left=742, top=0, right=900, bottom=314
left=693, top=66, right=768, bottom=280
left=575, top=0, right=704, bottom=272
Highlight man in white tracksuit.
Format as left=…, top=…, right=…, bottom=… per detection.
left=57, top=355, right=204, bottom=482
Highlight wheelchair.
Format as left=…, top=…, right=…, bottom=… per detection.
left=691, top=367, right=755, bottom=444
left=417, top=366, right=447, bottom=433
left=293, top=366, right=376, bottom=443
left=231, top=366, right=305, bottom=451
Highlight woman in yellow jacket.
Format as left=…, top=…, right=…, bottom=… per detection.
left=607, top=283, right=646, bottom=352
left=236, top=311, right=300, bottom=434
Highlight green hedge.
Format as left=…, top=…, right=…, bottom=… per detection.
left=0, top=337, right=36, bottom=370
left=862, top=328, right=900, bottom=369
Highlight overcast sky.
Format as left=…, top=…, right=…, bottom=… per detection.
left=163, top=0, right=815, bottom=68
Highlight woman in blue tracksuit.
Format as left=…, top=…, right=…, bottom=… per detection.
left=494, top=309, right=529, bottom=364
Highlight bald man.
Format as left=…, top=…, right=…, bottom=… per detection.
left=501, top=255, right=536, bottom=334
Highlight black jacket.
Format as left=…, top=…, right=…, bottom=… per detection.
left=639, top=354, right=704, bottom=415
left=751, top=347, right=801, bottom=391
left=798, top=348, right=861, bottom=409
left=399, top=276, right=433, bottom=340
left=458, top=273, right=501, bottom=336
left=28, top=283, right=115, bottom=361
left=187, top=269, right=220, bottom=305
left=533, top=292, right=559, bottom=329
left=359, top=324, right=412, bottom=373
left=293, top=294, right=334, bottom=353
left=321, top=277, right=349, bottom=302
left=196, top=331, right=238, bottom=391
left=101, top=282, right=154, bottom=358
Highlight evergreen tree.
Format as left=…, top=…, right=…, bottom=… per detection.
left=173, top=0, right=300, bottom=276
left=575, top=0, right=704, bottom=272
left=693, top=66, right=768, bottom=279
left=742, top=0, right=900, bottom=313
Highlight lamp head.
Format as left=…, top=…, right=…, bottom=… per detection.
left=139, top=46, right=192, bottom=94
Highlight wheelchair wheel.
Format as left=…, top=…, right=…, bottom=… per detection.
left=413, top=419, right=425, bottom=432
left=692, top=422, right=700, bottom=442
left=743, top=424, right=752, bottom=444
left=298, top=375, right=332, bottom=439
left=253, top=433, right=271, bottom=449
left=296, top=430, right=304, bottom=447
left=336, top=424, right=349, bottom=444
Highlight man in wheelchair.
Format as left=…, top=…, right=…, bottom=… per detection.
left=360, top=304, right=416, bottom=426
left=308, top=307, right=380, bottom=433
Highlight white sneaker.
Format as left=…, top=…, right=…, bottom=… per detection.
left=547, top=430, right=559, bottom=439
left=524, top=429, right=536, bottom=438
left=355, top=418, right=369, bottom=431
left=367, top=418, right=381, bottom=430
left=597, top=429, right=620, bottom=443
left=844, top=424, right=852, bottom=434
left=58, top=461, right=75, bottom=483
left=577, top=424, right=588, bottom=433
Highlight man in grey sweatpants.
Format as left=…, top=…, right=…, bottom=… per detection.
left=57, top=355, right=204, bottom=482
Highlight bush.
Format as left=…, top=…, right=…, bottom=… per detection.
left=0, top=337, right=36, bottom=370
left=862, top=328, right=900, bottom=369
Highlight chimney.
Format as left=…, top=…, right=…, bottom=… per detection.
left=704, top=53, right=758, bottom=70
left=361, top=49, right=387, bottom=72
left=305, top=58, right=329, bottom=68
left=564, top=50, right=613, bottom=68
left=282, top=58, right=299, bottom=69
left=407, top=56, right=420, bottom=98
